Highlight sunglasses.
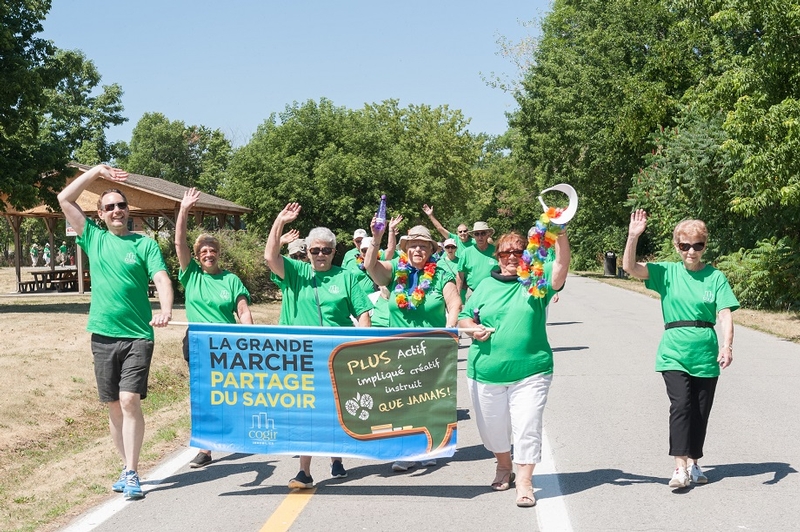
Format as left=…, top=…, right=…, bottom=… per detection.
left=444, top=245, right=456, bottom=250
left=102, top=201, right=128, bottom=212
left=457, top=230, right=469, bottom=234
left=308, top=247, right=334, bottom=256
left=678, top=242, right=706, bottom=252
left=472, top=231, right=489, bottom=237
left=289, top=252, right=306, bottom=260
left=497, top=249, right=525, bottom=259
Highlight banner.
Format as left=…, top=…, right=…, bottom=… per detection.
left=188, top=324, right=459, bottom=460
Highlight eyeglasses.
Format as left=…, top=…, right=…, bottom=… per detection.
left=102, top=201, right=128, bottom=212
left=497, top=249, right=525, bottom=259
left=444, top=245, right=456, bottom=250
left=308, top=247, right=334, bottom=256
left=289, top=252, right=306, bottom=260
left=472, top=231, right=489, bottom=237
left=457, top=230, right=469, bottom=234
left=678, top=242, right=705, bottom=252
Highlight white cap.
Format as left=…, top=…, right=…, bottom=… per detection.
left=443, top=238, right=456, bottom=248
left=359, top=237, right=373, bottom=251
left=353, top=229, right=368, bottom=239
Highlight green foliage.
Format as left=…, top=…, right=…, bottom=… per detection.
left=1, top=2, right=126, bottom=210
left=118, top=113, right=232, bottom=193
left=221, top=98, right=482, bottom=250
left=717, top=237, right=800, bottom=310
left=510, top=0, right=701, bottom=268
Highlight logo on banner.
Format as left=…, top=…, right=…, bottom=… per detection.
left=248, top=411, right=278, bottom=445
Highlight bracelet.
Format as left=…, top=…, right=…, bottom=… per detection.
left=721, top=345, right=732, bottom=350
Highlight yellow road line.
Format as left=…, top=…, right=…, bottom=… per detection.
left=259, top=489, right=316, bottom=532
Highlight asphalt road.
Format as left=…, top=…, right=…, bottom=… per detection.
left=60, top=275, right=800, bottom=532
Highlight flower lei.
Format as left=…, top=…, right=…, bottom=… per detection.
left=356, top=250, right=383, bottom=270
left=395, top=252, right=437, bottom=310
left=517, top=207, right=565, bottom=298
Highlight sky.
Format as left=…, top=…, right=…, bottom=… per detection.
left=41, top=0, right=552, bottom=147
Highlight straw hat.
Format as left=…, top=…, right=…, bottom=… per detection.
left=470, top=221, right=494, bottom=236
left=399, top=225, right=436, bottom=252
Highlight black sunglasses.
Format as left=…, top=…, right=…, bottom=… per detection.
left=102, top=201, right=128, bottom=212
left=444, top=245, right=456, bottom=250
left=472, top=231, right=489, bottom=237
left=457, top=230, right=469, bottom=234
left=289, top=252, right=306, bottom=260
left=497, top=249, right=525, bottom=259
left=308, top=247, right=334, bottom=256
left=678, top=242, right=705, bottom=252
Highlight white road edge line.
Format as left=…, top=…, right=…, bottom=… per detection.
left=536, top=428, right=573, bottom=532
left=59, top=448, right=197, bottom=532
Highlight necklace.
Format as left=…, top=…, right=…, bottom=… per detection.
left=394, top=252, right=437, bottom=310
left=517, top=207, right=565, bottom=298
left=355, top=250, right=384, bottom=270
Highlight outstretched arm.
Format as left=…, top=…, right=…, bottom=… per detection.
left=422, top=204, right=451, bottom=240
left=175, top=187, right=200, bottom=271
left=264, top=203, right=301, bottom=280
left=623, top=209, right=650, bottom=280
left=365, top=215, right=394, bottom=287
left=57, top=164, right=128, bottom=237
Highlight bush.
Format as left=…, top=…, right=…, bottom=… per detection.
left=716, top=237, right=800, bottom=311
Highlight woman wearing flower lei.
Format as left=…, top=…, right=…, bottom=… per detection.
left=457, top=224, right=570, bottom=508
left=364, top=218, right=462, bottom=472
left=364, top=221, right=461, bottom=327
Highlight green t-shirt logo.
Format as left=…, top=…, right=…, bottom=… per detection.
left=124, top=252, right=137, bottom=264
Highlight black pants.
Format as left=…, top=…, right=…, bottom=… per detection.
left=662, top=371, right=718, bottom=459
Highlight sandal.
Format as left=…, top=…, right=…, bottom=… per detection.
left=491, top=469, right=515, bottom=491
left=515, top=486, right=536, bottom=508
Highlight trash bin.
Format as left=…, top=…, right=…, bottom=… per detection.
left=604, top=251, right=616, bottom=277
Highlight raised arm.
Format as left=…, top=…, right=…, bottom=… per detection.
left=364, top=215, right=394, bottom=287
left=384, top=214, right=403, bottom=258
left=264, top=203, right=301, bottom=280
left=57, top=164, right=128, bottom=236
left=280, top=229, right=300, bottom=246
left=622, top=209, right=651, bottom=280
left=550, top=231, right=571, bottom=291
left=175, top=187, right=200, bottom=271
left=422, top=204, right=451, bottom=240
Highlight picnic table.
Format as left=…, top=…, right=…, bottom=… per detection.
left=19, top=267, right=86, bottom=293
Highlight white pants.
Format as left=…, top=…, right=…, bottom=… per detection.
left=468, top=373, right=552, bottom=464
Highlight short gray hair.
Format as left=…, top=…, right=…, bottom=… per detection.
left=306, top=227, right=336, bottom=247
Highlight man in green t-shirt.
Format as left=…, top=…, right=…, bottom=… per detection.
left=341, top=228, right=367, bottom=269
left=422, top=204, right=475, bottom=253
left=58, top=164, right=174, bottom=501
left=458, top=221, right=498, bottom=294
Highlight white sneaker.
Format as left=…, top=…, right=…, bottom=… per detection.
left=392, top=461, right=416, bottom=472
left=668, top=467, right=690, bottom=488
left=420, top=459, right=437, bottom=467
left=689, top=463, right=708, bottom=484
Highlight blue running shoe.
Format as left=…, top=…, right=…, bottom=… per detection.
left=112, top=468, right=126, bottom=492
left=123, top=470, right=144, bottom=500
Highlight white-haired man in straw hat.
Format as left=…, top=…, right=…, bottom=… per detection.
left=457, top=221, right=497, bottom=296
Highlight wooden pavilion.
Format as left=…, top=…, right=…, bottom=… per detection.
left=2, top=163, right=252, bottom=294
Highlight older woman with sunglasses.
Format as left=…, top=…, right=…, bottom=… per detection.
left=265, top=202, right=373, bottom=490
left=458, top=230, right=569, bottom=508
left=623, top=209, right=738, bottom=489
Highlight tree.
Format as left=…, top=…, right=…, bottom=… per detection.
left=1, top=0, right=125, bottom=210
left=221, top=98, right=482, bottom=248
left=118, top=112, right=232, bottom=193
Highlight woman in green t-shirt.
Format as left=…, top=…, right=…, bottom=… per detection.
left=265, top=202, right=372, bottom=491
left=458, top=230, right=570, bottom=508
left=176, top=188, right=254, bottom=469
left=623, top=210, right=738, bottom=490
left=365, top=223, right=462, bottom=472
